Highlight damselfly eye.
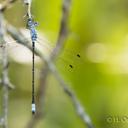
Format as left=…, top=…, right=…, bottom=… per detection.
left=27, top=19, right=33, bottom=26
left=28, top=21, right=32, bottom=26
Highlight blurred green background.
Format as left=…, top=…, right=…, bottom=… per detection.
left=1, top=0, right=128, bottom=128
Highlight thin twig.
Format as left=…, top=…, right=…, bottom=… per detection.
left=50, top=0, right=71, bottom=60
left=0, top=0, right=17, bottom=12
left=0, top=12, right=8, bottom=128
left=0, top=10, right=15, bottom=128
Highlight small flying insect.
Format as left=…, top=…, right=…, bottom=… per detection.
left=77, top=54, right=81, bottom=58
left=69, top=64, right=73, bottom=69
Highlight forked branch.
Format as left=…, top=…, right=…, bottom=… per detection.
left=0, top=0, right=94, bottom=128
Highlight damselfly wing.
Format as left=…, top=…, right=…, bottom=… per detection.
left=0, top=29, right=82, bottom=71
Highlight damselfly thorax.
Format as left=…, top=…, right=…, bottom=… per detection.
left=0, top=29, right=82, bottom=70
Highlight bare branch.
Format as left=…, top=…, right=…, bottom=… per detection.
left=0, top=80, right=15, bottom=90
left=0, top=12, right=9, bottom=128
left=64, top=88, right=94, bottom=128
left=0, top=0, right=17, bottom=12
left=0, top=10, right=15, bottom=128
left=50, top=0, right=71, bottom=60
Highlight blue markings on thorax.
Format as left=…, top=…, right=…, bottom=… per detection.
left=27, top=18, right=38, bottom=42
